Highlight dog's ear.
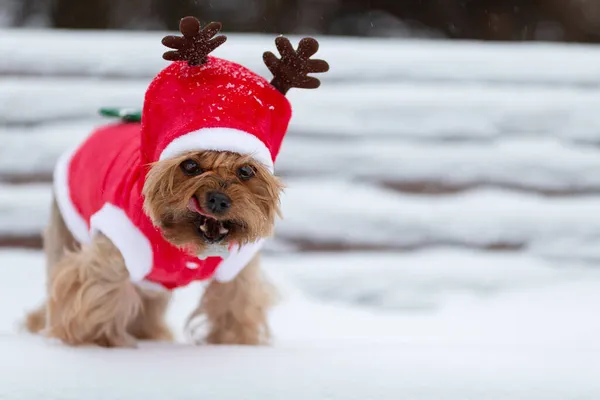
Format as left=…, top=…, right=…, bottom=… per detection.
left=161, top=16, right=227, bottom=66
left=262, top=37, right=330, bottom=95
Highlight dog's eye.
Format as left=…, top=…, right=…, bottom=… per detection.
left=237, top=165, right=256, bottom=181
left=180, top=159, right=202, bottom=176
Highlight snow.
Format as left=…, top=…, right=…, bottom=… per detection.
left=280, top=181, right=600, bottom=252
left=5, top=28, right=600, bottom=86
left=0, top=78, right=145, bottom=125
left=278, top=250, right=600, bottom=311
left=5, top=182, right=600, bottom=260
left=3, top=34, right=600, bottom=253
left=0, top=184, right=51, bottom=236
left=2, top=249, right=600, bottom=399
left=5, top=81, right=600, bottom=194
left=4, top=34, right=600, bottom=198
left=278, top=137, right=600, bottom=193
left=6, top=122, right=600, bottom=192
left=0, top=121, right=95, bottom=177
left=287, top=82, right=600, bottom=142
left=3, top=30, right=600, bottom=398
left=5, top=78, right=600, bottom=143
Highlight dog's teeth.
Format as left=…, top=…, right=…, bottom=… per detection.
left=199, top=224, right=208, bottom=233
left=218, top=225, right=229, bottom=234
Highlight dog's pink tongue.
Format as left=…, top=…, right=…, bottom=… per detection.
left=187, top=198, right=202, bottom=214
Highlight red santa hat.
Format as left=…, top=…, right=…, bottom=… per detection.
left=141, top=58, right=291, bottom=173
left=139, top=17, right=329, bottom=172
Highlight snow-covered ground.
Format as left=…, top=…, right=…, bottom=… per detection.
left=3, top=249, right=600, bottom=399
left=2, top=29, right=600, bottom=398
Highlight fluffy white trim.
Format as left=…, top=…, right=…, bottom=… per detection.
left=53, top=146, right=92, bottom=244
left=90, top=203, right=153, bottom=282
left=213, top=239, right=265, bottom=282
left=159, top=128, right=274, bottom=173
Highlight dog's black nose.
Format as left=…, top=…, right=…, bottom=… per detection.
left=206, top=191, right=231, bottom=215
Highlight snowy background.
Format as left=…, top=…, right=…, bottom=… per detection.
left=2, top=28, right=600, bottom=399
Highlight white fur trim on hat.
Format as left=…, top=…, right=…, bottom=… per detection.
left=90, top=203, right=153, bottom=282
left=53, top=146, right=92, bottom=245
left=213, top=238, right=265, bottom=282
left=159, top=128, right=274, bottom=173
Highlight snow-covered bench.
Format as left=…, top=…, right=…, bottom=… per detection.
left=2, top=29, right=600, bottom=258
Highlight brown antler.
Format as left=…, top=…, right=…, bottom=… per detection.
left=162, top=16, right=227, bottom=66
left=263, top=37, right=330, bottom=95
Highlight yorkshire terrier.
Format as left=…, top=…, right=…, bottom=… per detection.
left=25, top=16, right=329, bottom=347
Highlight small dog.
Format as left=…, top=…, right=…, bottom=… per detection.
left=25, top=16, right=328, bottom=347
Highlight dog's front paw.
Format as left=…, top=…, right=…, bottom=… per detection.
left=188, top=311, right=269, bottom=345
left=93, top=333, right=138, bottom=348
left=205, top=316, right=271, bottom=346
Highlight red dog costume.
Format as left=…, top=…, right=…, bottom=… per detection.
left=54, top=57, right=292, bottom=291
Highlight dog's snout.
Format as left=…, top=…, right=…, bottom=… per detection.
left=206, top=191, right=232, bottom=215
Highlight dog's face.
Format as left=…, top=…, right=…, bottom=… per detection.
left=142, top=151, right=283, bottom=254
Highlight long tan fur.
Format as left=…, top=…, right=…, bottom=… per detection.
left=143, top=151, right=283, bottom=251
left=25, top=198, right=77, bottom=334
left=188, top=253, right=277, bottom=345
left=128, top=289, right=173, bottom=342
left=26, top=150, right=282, bottom=348
left=46, top=233, right=141, bottom=347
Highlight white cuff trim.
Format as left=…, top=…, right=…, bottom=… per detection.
left=90, top=203, right=153, bottom=282
left=53, top=146, right=91, bottom=244
left=213, top=239, right=265, bottom=282
left=159, top=128, right=274, bottom=173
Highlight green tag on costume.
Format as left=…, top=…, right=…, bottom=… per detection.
left=99, top=107, right=142, bottom=123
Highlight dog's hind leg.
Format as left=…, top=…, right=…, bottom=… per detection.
left=128, top=289, right=173, bottom=342
left=46, top=232, right=142, bottom=347
left=187, top=253, right=276, bottom=345
left=25, top=197, right=78, bottom=334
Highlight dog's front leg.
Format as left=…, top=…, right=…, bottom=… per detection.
left=188, top=254, right=276, bottom=345
left=47, top=233, right=142, bottom=348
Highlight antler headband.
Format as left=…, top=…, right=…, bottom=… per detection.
left=162, top=16, right=227, bottom=66
left=161, top=16, right=330, bottom=95
left=263, top=37, right=329, bottom=95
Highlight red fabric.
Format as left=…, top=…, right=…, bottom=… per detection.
left=68, top=123, right=222, bottom=290
left=140, top=58, right=292, bottom=164
left=63, top=57, right=292, bottom=290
